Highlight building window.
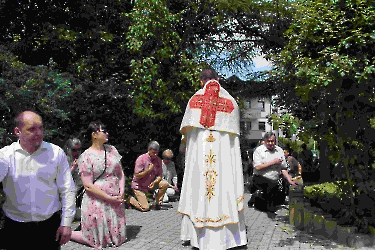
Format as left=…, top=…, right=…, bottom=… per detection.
left=240, top=121, right=251, bottom=133
left=259, top=122, right=266, bottom=132
left=244, top=101, right=250, bottom=109
left=258, top=99, right=265, bottom=111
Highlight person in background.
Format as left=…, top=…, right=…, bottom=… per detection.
left=63, top=138, right=82, bottom=189
left=0, top=110, right=75, bottom=249
left=160, top=149, right=178, bottom=203
left=70, top=122, right=126, bottom=249
left=284, top=147, right=303, bottom=179
left=176, top=142, right=186, bottom=192
left=242, top=152, right=250, bottom=184
left=128, top=141, right=170, bottom=211
left=63, top=137, right=83, bottom=221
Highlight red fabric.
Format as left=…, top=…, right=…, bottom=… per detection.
left=189, top=80, right=234, bottom=128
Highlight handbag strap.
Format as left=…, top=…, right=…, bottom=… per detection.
left=93, top=145, right=107, bottom=184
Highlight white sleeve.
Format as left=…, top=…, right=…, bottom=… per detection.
left=0, top=151, right=9, bottom=182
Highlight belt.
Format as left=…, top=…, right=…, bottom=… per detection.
left=7, top=211, right=61, bottom=226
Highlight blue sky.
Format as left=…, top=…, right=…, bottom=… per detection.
left=211, top=55, right=272, bottom=81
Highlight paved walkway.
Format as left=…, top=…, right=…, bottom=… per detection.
left=62, top=193, right=373, bottom=250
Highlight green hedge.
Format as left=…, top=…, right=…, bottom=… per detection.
left=304, top=181, right=353, bottom=206
left=304, top=181, right=375, bottom=234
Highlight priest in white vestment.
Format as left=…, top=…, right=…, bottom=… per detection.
left=178, top=69, right=248, bottom=250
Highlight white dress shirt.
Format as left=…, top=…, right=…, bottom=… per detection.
left=0, top=141, right=76, bottom=226
left=0, top=151, right=8, bottom=182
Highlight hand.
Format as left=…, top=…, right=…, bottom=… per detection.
left=119, top=192, right=125, bottom=200
left=109, top=195, right=124, bottom=205
left=272, top=158, right=282, bottom=165
left=71, top=159, right=79, bottom=171
left=289, top=180, right=297, bottom=186
left=173, top=185, right=179, bottom=192
left=148, top=182, right=155, bottom=190
left=55, top=226, right=72, bottom=245
left=148, top=163, right=154, bottom=171
left=294, top=175, right=303, bottom=185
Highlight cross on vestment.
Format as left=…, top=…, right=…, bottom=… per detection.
left=189, top=80, right=234, bottom=128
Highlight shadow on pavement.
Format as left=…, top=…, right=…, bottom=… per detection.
left=273, top=212, right=351, bottom=249
left=276, top=230, right=340, bottom=249
left=126, top=225, right=142, bottom=240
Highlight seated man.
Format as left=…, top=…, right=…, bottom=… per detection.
left=129, top=141, right=169, bottom=211
left=159, top=149, right=179, bottom=202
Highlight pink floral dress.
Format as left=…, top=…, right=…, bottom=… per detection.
left=78, top=145, right=126, bottom=248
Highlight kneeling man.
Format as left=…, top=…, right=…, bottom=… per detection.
left=129, top=141, right=169, bottom=211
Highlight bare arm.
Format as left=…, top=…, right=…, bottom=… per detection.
left=135, top=163, right=154, bottom=179
left=119, top=168, right=125, bottom=199
left=297, top=163, right=302, bottom=175
left=282, top=169, right=296, bottom=186
left=81, top=173, right=122, bottom=204
left=147, top=175, right=162, bottom=190
left=254, top=158, right=282, bottom=171
left=152, top=176, right=162, bottom=185
left=70, top=159, right=78, bottom=172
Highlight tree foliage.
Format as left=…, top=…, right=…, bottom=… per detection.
left=125, top=0, right=202, bottom=118
left=271, top=0, right=375, bottom=182
left=0, top=0, right=193, bottom=170
left=0, top=45, right=76, bottom=141
left=0, top=0, right=307, bottom=175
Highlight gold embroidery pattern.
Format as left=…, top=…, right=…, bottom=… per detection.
left=204, top=149, right=218, bottom=202
left=237, top=194, right=244, bottom=205
left=206, top=130, right=216, bottom=142
left=196, top=214, right=230, bottom=224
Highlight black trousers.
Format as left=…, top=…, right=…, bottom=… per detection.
left=4, top=211, right=61, bottom=250
left=249, top=175, right=280, bottom=211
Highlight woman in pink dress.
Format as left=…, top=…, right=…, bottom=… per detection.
left=70, top=122, right=126, bottom=249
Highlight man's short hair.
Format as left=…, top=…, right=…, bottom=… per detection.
left=200, top=69, right=219, bottom=82
left=148, top=141, right=160, bottom=150
left=14, top=110, right=41, bottom=128
left=162, top=149, right=173, bottom=158
left=263, top=131, right=276, bottom=141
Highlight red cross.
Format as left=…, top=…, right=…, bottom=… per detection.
left=189, top=80, right=234, bottom=128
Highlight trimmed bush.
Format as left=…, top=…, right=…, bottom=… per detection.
left=304, top=180, right=375, bottom=233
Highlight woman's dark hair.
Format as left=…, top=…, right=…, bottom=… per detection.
left=284, top=146, right=292, bottom=154
left=83, top=122, right=105, bottom=142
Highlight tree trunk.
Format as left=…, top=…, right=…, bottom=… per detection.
left=319, top=140, right=332, bottom=183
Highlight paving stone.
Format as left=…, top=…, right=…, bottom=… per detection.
left=58, top=192, right=375, bottom=249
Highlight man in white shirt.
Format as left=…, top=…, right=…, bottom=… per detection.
left=249, top=132, right=296, bottom=213
left=0, top=110, right=76, bottom=249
